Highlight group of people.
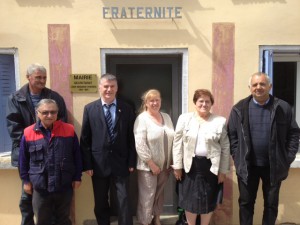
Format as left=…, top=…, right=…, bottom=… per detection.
left=6, top=63, right=300, bottom=225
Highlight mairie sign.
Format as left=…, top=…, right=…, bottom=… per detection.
left=70, top=74, right=98, bottom=93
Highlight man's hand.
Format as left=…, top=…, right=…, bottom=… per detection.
left=24, top=182, right=33, bottom=195
left=129, top=167, right=134, bottom=173
left=72, top=181, right=82, bottom=189
left=85, top=170, right=93, bottom=176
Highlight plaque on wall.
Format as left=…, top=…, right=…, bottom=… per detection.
left=70, top=74, right=98, bottom=93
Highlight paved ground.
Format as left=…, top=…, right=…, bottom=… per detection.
left=82, top=216, right=299, bottom=225
left=83, top=215, right=179, bottom=225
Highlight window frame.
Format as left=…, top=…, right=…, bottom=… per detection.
left=0, top=48, right=19, bottom=157
left=259, top=45, right=300, bottom=168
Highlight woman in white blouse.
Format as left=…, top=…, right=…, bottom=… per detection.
left=172, top=89, right=230, bottom=225
left=134, top=89, right=175, bottom=225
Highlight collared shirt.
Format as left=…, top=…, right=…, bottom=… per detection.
left=101, top=99, right=117, bottom=126
left=253, top=97, right=270, bottom=106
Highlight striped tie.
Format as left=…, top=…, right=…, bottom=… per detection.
left=104, top=104, right=114, bottom=142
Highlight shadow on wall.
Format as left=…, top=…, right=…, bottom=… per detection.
left=231, top=0, right=286, bottom=4
left=15, top=0, right=74, bottom=7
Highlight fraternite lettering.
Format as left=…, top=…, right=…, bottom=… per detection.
left=103, top=6, right=182, bottom=19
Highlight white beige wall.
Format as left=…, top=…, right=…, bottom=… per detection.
left=1, top=0, right=300, bottom=224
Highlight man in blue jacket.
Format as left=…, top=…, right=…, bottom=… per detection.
left=6, top=63, right=67, bottom=225
left=19, top=99, right=82, bottom=225
left=228, top=72, right=300, bottom=225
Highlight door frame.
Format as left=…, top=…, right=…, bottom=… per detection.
left=100, top=48, right=189, bottom=116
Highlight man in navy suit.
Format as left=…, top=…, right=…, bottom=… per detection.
left=80, top=73, right=136, bottom=225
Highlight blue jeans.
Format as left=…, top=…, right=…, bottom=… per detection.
left=20, top=181, right=35, bottom=225
left=238, top=166, right=281, bottom=225
left=32, top=189, right=73, bottom=225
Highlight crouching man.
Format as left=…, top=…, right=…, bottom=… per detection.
left=19, top=99, right=82, bottom=225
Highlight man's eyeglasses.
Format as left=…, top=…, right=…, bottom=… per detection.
left=37, top=110, right=58, bottom=116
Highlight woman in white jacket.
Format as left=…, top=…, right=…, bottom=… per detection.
left=134, top=89, right=175, bottom=225
left=172, top=89, right=230, bottom=225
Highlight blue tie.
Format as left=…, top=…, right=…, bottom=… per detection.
left=104, top=104, right=114, bottom=141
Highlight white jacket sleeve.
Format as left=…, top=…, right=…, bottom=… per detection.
left=134, top=114, right=152, bottom=162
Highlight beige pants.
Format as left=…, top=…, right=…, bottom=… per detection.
left=136, top=169, right=170, bottom=225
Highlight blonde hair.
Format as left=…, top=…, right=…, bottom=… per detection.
left=139, top=89, right=161, bottom=113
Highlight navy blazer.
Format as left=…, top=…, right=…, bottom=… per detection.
left=80, top=98, right=136, bottom=177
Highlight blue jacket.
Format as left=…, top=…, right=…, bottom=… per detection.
left=19, top=120, right=82, bottom=193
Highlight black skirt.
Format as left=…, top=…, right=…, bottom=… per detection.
left=178, top=156, right=219, bottom=214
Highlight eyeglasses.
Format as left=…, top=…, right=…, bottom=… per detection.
left=37, top=110, right=58, bottom=116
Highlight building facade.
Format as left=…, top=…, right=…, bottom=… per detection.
left=1, top=0, right=300, bottom=224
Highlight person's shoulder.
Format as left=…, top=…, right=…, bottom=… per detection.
left=273, top=97, right=292, bottom=111
left=23, top=123, right=35, bottom=134
left=116, top=99, right=135, bottom=113
left=210, top=113, right=226, bottom=120
left=134, top=112, right=147, bottom=124
left=179, top=112, right=194, bottom=119
left=160, top=111, right=171, bottom=118
left=117, top=99, right=132, bottom=108
left=44, top=87, right=63, bottom=99
left=84, top=99, right=101, bottom=108
left=137, top=111, right=147, bottom=118
left=9, top=84, right=28, bottom=100
left=210, top=114, right=227, bottom=124
left=177, top=112, right=194, bottom=123
left=60, top=120, right=74, bottom=129
left=233, top=95, right=252, bottom=109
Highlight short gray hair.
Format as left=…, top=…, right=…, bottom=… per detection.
left=248, top=72, right=271, bottom=87
left=99, top=73, right=117, bottom=84
left=27, top=63, right=47, bottom=76
left=35, top=99, right=58, bottom=111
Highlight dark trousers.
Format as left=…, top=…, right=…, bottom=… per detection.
left=92, top=175, right=133, bottom=225
left=32, top=189, right=73, bottom=225
left=237, top=166, right=281, bottom=225
left=20, top=181, right=35, bottom=225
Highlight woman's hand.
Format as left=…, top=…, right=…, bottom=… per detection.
left=147, top=159, right=161, bottom=175
left=173, top=169, right=182, bottom=181
left=218, top=173, right=226, bottom=183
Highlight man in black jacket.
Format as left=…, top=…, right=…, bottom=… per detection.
left=6, top=63, right=67, bottom=225
left=80, top=73, right=136, bottom=225
left=228, top=72, right=300, bottom=225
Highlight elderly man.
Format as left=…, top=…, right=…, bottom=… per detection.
left=228, top=72, right=300, bottom=225
left=6, top=63, right=67, bottom=225
left=19, top=99, right=82, bottom=225
left=80, top=73, right=136, bottom=225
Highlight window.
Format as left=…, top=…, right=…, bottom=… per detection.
left=260, top=46, right=300, bottom=167
left=0, top=52, right=17, bottom=155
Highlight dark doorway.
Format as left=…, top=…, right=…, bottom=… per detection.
left=273, top=62, right=297, bottom=108
left=106, top=54, right=182, bottom=216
